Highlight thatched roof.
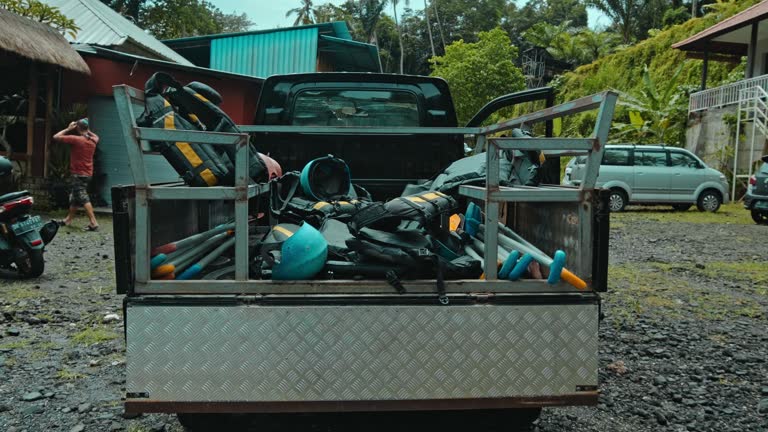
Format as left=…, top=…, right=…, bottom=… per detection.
left=0, top=8, right=90, bottom=74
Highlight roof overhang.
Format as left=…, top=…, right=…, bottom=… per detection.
left=318, top=35, right=382, bottom=72
left=673, top=1, right=768, bottom=55
left=0, top=8, right=90, bottom=74
left=75, top=45, right=264, bottom=83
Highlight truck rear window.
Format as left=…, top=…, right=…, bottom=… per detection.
left=291, top=89, right=420, bottom=127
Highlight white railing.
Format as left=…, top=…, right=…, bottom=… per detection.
left=689, top=74, right=768, bottom=113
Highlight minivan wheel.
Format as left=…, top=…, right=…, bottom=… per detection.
left=608, top=189, right=627, bottom=212
left=672, top=204, right=692, bottom=211
left=752, top=210, right=768, bottom=225
left=696, top=190, right=722, bottom=212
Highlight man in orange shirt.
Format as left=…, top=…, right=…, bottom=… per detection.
left=53, top=118, right=99, bottom=231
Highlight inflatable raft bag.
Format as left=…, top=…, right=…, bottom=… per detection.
left=137, top=72, right=232, bottom=187
left=348, top=191, right=458, bottom=234
left=165, top=81, right=269, bottom=183
left=346, top=228, right=434, bottom=271
left=506, top=128, right=542, bottom=187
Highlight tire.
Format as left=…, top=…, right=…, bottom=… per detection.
left=16, top=248, right=44, bottom=278
left=608, top=189, right=628, bottom=212
left=672, top=204, right=692, bottom=211
left=752, top=209, right=768, bottom=225
left=696, top=189, right=722, bottom=212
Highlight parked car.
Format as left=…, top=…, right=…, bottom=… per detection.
left=744, top=155, right=768, bottom=225
left=563, top=144, right=730, bottom=212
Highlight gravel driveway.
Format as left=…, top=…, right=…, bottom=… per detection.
left=0, top=204, right=766, bottom=432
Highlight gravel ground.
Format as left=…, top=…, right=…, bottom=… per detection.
left=0, top=204, right=766, bottom=432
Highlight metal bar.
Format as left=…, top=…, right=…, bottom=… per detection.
left=460, top=185, right=583, bottom=202
left=483, top=136, right=498, bottom=280
left=148, top=187, right=237, bottom=200
left=489, top=137, right=597, bottom=151
left=479, top=92, right=616, bottom=134
left=136, top=128, right=243, bottom=146
left=238, top=125, right=479, bottom=135
left=748, top=22, right=758, bottom=79
left=734, top=91, right=743, bottom=199
left=132, top=279, right=585, bottom=295
left=134, top=188, right=150, bottom=283
left=126, top=393, right=599, bottom=414
left=234, top=136, right=249, bottom=281
left=113, top=86, right=149, bottom=186
left=581, top=92, right=618, bottom=189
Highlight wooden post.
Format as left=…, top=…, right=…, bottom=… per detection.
left=26, top=63, right=38, bottom=167
left=701, top=48, right=709, bottom=91
left=747, top=22, right=758, bottom=78
left=44, top=67, right=54, bottom=178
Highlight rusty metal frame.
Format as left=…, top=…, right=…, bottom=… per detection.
left=113, top=85, right=617, bottom=292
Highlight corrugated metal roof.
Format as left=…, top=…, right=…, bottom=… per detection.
left=0, top=8, right=90, bottom=74
left=43, top=0, right=193, bottom=65
left=165, top=22, right=351, bottom=44
left=210, top=27, right=319, bottom=77
left=673, top=0, right=768, bottom=52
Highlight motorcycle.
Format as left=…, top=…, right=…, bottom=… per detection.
left=0, top=156, right=58, bottom=278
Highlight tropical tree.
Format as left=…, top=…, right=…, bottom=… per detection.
left=587, top=0, right=637, bottom=43
left=423, top=0, right=435, bottom=57
left=141, top=0, right=251, bottom=39
left=430, top=27, right=525, bottom=124
left=355, top=0, right=389, bottom=45
left=392, top=0, right=410, bottom=74
left=577, top=28, right=621, bottom=62
left=523, top=20, right=574, bottom=50
left=612, top=64, right=688, bottom=144
left=286, top=0, right=315, bottom=26
left=0, top=0, right=79, bottom=37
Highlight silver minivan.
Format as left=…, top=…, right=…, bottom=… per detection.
left=563, top=145, right=730, bottom=212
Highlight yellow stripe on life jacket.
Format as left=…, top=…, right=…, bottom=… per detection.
left=405, top=196, right=426, bottom=203
left=199, top=168, right=217, bottom=186
left=194, top=93, right=210, bottom=103
left=313, top=201, right=331, bottom=210
left=421, top=192, right=441, bottom=201
left=272, top=225, right=295, bottom=238
left=165, top=113, right=205, bottom=170
left=187, top=113, right=200, bottom=123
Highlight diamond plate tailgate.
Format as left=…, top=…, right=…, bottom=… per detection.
left=125, top=300, right=598, bottom=410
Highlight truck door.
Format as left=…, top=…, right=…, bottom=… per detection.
left=632, top=149, right=670, bottom=202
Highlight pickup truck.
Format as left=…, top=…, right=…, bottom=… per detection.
left=111, top=73, right=616, bottom=431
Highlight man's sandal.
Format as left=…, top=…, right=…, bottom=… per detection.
left=83, top=224, right=99, bottom=232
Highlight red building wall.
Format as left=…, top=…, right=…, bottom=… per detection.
left=61, top=56, right=261, bottom=124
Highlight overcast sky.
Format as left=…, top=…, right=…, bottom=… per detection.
left=209, top=0, right=610, bottom=33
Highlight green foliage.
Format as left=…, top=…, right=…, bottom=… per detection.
left=662, top=6, right=691, bottom=27
left=556, top=1, right=759, bottom=138
left=139, top=0, right=252, bottom=39
left=0, top=0, right=79, bottom=37
left=525, top=22, right=621, bottom=65
left=612, top=64, right=687, bottom=144
left=430, top=28, right=525, bottom=124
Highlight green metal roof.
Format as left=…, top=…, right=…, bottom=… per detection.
left=318, top=35, right=381, bottom=72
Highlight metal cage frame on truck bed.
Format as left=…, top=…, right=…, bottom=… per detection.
left=112, top=85, right=617, bottom=295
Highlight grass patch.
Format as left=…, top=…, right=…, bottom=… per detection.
left=0, top=340, right=30, bottom=350
left=56, top=369, right=85, bottom=380
left=71, top=327, right=119, bottom=346
left=608, top=262, right=765, bottom=324
left=2, top=282, right=42, bottom=302
left=613, top=203, right=753, bottom=225
left=69, top=270, right=97, bottom=280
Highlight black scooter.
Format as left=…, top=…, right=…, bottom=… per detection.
left=0, top=156, right=57, bottom=278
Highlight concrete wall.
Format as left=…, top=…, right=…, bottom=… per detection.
left=686, top=106, right=766, bottom=174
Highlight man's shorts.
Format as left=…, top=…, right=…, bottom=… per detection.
left=69, top=176, right=91, bottom=206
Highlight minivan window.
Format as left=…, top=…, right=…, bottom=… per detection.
left=602, top=149, right=630, bottom=166
left=634, top=150, right=667, bottom=167
left=669, top=151, right=700, bottom=168
left=292, top=89, right=420, bottom=127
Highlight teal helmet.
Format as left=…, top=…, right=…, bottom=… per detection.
left=272, top=223, right=328, bottom=280
left=299, top=155, right=352, bottom=201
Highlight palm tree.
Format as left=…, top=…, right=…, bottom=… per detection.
left=577, top=29, right=621, bottom=63
left=286, top=0, right=315, bottom=26
left=431, top=0, right=446, bottom=52
left=392, top=0, right=410, bottom=74
left=587, top=0, right=637, bottom=44
left=355, top=0, right=388, bottom=46
left=424, top=0, right=435, bottom=57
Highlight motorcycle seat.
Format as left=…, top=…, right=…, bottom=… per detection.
left=0, top=190, right=30, bottom=204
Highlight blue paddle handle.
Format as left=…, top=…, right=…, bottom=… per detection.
left=150, top=254, right=167, bottom=270
left=498, top=250, right=520, bottom=279
left=508, top=253, right=533, bottom=280
left=547, top=250, right=567, bottom=284
left=177, top=264, right=202, bottom=281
